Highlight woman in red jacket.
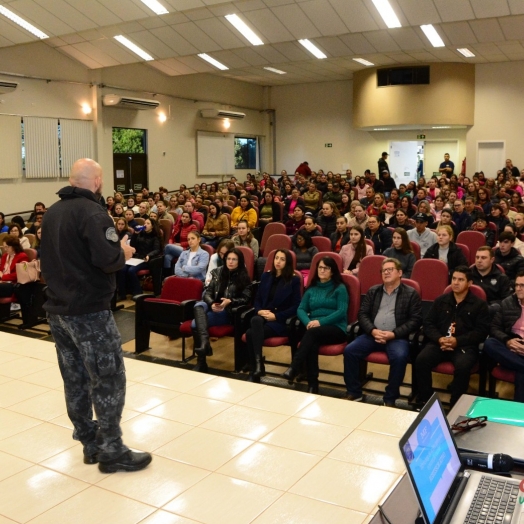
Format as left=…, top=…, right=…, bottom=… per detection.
left=0, top=235, right=29, bottom=297
left=163, top=211, right=197, bottom=272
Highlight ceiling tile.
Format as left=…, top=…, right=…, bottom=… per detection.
left=64, top=0, right=123, bottom=26
left=59, top=45, right=104, bottom=68
left=314, top=36, right=352, bottom=57
left=384, top=51, right=419, bottom=62
left=60, top=33, right=86, bottom=44
left=271, top=3, right=321, bottom=39
left=46, top=36, right=68, bottom=47
left=432, top=0, right=475, bottom=22
left=184, top=7, right=214, bottom=20
left=469, top=19, right=505, bottom=43
left=207, top=3, right=236, bottom=16
left=508, top=0, right=524, bottom=15
left=203, top=0, right=235, bottom=5
left=0, top=18, right=32, bottom=44
left=76, top=29, right=104, bottom=40
left=440, top=21, right=478, bottom=45
left=0, top=34, right=16, bottom=46
left=407, top=50, right=441, bottom=61
left=72, top=41, right=121, bottom=66
left=263, top=0, right=295, bottom=6
left=329, top=0, right=379, bottom=33
left=194, top=17, right=246, bottom=48
left=90, top=37, right=140, bottom=63
left=176, top=54, right=216, bottom=72
left=160, top=12, right=191, bottom=24
left=139, top=17, right=168, bottom=30
left=424, top=47, right=458, bottom=60
left=473, top=42, right=510, bottom=56
left=395, top=0, right=441, bottom=25
left=243, top=8, right=294, bottom=43
left=363, top=30, right=401, bottom=52
left=151, top=25, right=198, bottom=55
left=102, top=21, right=144, bottom=35
left=360, top=53, right=398, bottom=65
left=164, top=0, right=205, bottom=9
left=124, top=29, right=175, bottom=59
left=159, top=57, right=199, bottom=73
left=339, top=33, right=377, bottom=54
left=499, top=15, right=524, bottom=40
left=234, top=46, right=272, bottom=64
left=147, top=60, right=181, bottom=76
left=9, top=0, right=73, bottom=36
left=299, top=0, right=348, bottom=36
left=173, top=21, right=223, bottom=52
left=33, top=0, right=97, bottom=32
left=469, top=0, right=510, bottom=19
left=234, top=0, right=266, bottom=11
left=389, top=27, right=426, bottom=50
left=212, top=49, right=251, bottom=68
left=100, top=0, right=150, bottom=22
left=271, top=41, right=312, bottom=60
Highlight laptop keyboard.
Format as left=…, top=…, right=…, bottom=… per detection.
left=464, top=476, right=519, bottom=524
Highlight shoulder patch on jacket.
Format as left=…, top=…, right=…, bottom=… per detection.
left=105, top=227, right=119, bottom=242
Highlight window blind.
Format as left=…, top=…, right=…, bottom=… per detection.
left=24, top=116, right=60, bottom=179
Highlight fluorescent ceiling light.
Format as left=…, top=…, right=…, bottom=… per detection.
left=371, top=0, right=401, bottom=29
left=432, top=126, right=451, bottom=129
left=139, top=0, right=168, bottom=15
left=198, top=53, right=229, bottom=70
left=225, top=14, right=263, bottom=46
left=420, top=24, right=445, bottom=48
left=114, top=35, right=153, bottom=61
left=264, top=67, right=287, bottom=74
left=457, top=48, right=475, bottom=58
left=298, top=39, right=327, bottom=59
left=353, top=58, right=374, bottom=66
left=374, top=128, right=392, bottom=131
left=0, top=5, right=48, bottom=39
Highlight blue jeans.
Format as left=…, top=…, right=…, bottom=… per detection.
left=164, top=244, right=184, bottom=268
left=343, top=334, right=410, bottom=403
left=484, top=338, right=524, bottom=402
left=190, top=301, right=229, bottom=328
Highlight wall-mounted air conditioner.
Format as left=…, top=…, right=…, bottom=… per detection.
left=200, top=109, right=246, bottom=120
left=0, top=81, right=18, bottom=94
left=102, top=94, right=160, bottom=110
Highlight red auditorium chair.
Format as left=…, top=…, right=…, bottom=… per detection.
left=358, top=255, right=386, bottom=295
left=311, top=236, right=331, bottom=252
left=456, top=230, right=487, bottom=265
left=259, top=222, right=286, bottom=256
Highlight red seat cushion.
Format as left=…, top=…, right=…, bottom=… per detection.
left=318, top=343, right=346, bottom=356
left=433, top=362, right=479, bottom=375
left=144, top=298, right=181, bottom=305
left=240, top=334, right=288, bottom=347
left=209, top=325, right=234, bottom=338
left=137, top=269, right=150, bottom=276
left=365, top=351, right=390, bottom=365
left=0, top=295, right=16, bottom=304
left=492, top=366, right=516, bottom=383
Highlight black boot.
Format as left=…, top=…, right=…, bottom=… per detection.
left=253, top=355, right=265, bottom=379
left=193, top=306, right=213, bottom=357
left=192, top=354, right=208, bottom=373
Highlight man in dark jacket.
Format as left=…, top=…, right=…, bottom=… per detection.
left=452, top=200, right=473, bottom=233
left=414, top=266, right=490, bottom=407
left=41, top=158, right=152, bottom=473
left=494, top=231, right=524, bottom=283
left=378, top=152, right=389, bottom=177
left=364, top=215, right=392, bottom=255
left=483, top=271, right=524, bottom=402
left=343, top=258, right=422, bottom=406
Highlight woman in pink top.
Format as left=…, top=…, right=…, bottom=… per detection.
left=340, top=226, right=373, bottom=276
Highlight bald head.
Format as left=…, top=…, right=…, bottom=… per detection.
left=69, top=158, right=103, bottom=196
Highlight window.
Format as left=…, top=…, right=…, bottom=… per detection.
left=234, top=136, right=257, bottom=169
left=112, top=128, right=147, bottom=153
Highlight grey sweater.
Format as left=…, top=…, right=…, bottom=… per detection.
left=382, top=247, right=416, bottom=278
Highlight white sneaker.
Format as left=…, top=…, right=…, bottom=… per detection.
left=10, top=303, right=21, bottom=311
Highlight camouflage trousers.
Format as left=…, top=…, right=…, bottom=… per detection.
left=48, top=310, right=129, bottom=461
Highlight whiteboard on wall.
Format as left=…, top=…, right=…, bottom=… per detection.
left=197, top=131, right=235, bottom=176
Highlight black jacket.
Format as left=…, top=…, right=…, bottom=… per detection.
left=330, top=230, right=350, bottom=252
left=130, top=230, right=161, bottom=260
left=359, top=283, right=422, bottom=340
left=204, top=266, right=252, bottom=316
left=423, top=242, right=468, bottom=282
left=490, top=293, right=522, bottom=344
left=41, top=186, right=124, bottom=315
left=364, top=225, right=393, bottom=255
left=423, top=291, right=490, bottom=351
left=254, top=272, right=301, bottom=336
left=317, top=214, right=337, bottom=239
left=470, top=265, right=512, bottom=304
left=494, top=247, right=524, bottom=282
left=452, top=211, right=473, bottom=233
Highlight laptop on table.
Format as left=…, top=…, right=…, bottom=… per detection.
left=398, top=394, right=522, bottom=524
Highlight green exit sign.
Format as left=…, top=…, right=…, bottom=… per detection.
left=325, top=143, right=332, bottom=148
left=417, top=134, right=426, bottom=139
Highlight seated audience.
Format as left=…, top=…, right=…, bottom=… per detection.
left=292, top=230, right=318, bottom=282
left=283, top=256, right=349, bottom=394
left=245, top=249, right=301, bottom=382
left=32, top=226, right=42, bottom=258
left=414, top=266, right=489, bottom=407
left=366, top=193, right=386, bottom=217
left=231, top=196, right=257, bottom=231
left=500, top=223, right=524, bottom=256
left=28, top=202, right=46, bottom=223
left=430, top=208, right=458, bottom=239
left=303, top=182, right=321, bottom=214
left=232, top=219, right=259, bottom=259
left=183, top=201, right=204, bottom=231
left=346, top=203, right=369, bottom=230
left=0, top=236, right=29, bottom=297
left=340, top=225, right=373, bottom=276
left=494, top=231, right=524, bottom=283
left=285, top=205, right=306, bottom=236
left=407, top=213, right=438, bottom=257
left=381, top=202, right=397, bottom=226
left=343, top=257, right=422, bottom=406
left=27, top=212, right=44, bottom=235
left=300, top=215, right=322, bottom=237
left=191, top=248, right=252, bottom=372
left=392, top=208, right=413, bottom=231
left=201, top=203, right=229, bottom=248
left=364, top=215, right=392, bottom=255
left=383, top=228, right=416, bottom=278
left=112, top=203, right=125, bottom=219
left=416, top=200, right=435, bottom=227
left=0, top=212, right=8, bottom=233
left=11, top=216, right=27, bottom=233
left=156, top=200, right=174, bottom=224
left=115, top=218, right=129, bottom=241
left=138, top=201, right=150, bottom=219
left=258, top=191, right=281, bottom=231
left=205, top=239, right=235, bottom=286
left=174, top=231, right=209, bottom=281
left=489, top=204, right=509, bottom=234
left=283, top=187, right=305, bottom=219
left=484, top=271, right=524, bottom=403
left=471, top=214, right=495, bottom=247
left=8, top=224, right=30, bottom=250
left=317, top=201, right=338, bottom=238
left=164, top=211, right=198, bottom=273
left=330, top=216, right=350, bottom=253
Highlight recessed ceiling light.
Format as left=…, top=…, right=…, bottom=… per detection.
left=457, top=48, right=475, bottom=58
left=264, top=67, right=287, bottom=74
left=432, top=126, right=451, bottom=129
left=371, top=0, right=401, bottom=29
left=420, top=24, right=445, bottom=48
left=198, top=53, right=229, bottom=70
left=298, top=39, right=327, bottom=59
left=353, top=58, right=375, bottom=66
left=114, top=35, right=153, bottom=61
left=225, top=14, right=263, bottom=46
left=0, top=5, right=48, bottom=39
left=373, top=128, right=392, bottom=131
left=139, top=0, right=168, bottom=15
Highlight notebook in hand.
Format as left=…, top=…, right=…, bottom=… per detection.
left=399, top=394, right=523, bottom=524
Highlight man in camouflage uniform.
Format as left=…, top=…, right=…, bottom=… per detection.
left=41, top=158, right=152, bottom=473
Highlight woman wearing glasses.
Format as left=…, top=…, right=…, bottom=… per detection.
left=283, top=256, right=349, bottom=394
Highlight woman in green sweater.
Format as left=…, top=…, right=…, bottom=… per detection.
left=283, top=256, right=349, bottom=394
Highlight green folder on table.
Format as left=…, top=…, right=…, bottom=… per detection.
left=466, top=397, right=524, bottom=427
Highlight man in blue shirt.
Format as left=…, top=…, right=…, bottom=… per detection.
left=439, top=153, right=454, bottom=175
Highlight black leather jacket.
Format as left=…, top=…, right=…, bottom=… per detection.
left=203, top=266, right=252, bottom=314
left=490, top=293, right=522, bottom=344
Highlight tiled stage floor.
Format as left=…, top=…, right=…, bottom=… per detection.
left=0, top=331, right=419, bottom=524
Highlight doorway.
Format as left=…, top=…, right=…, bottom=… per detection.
left=112, top=128, right=148, bottom=194
left=388, top=141, right=424, bottom=187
